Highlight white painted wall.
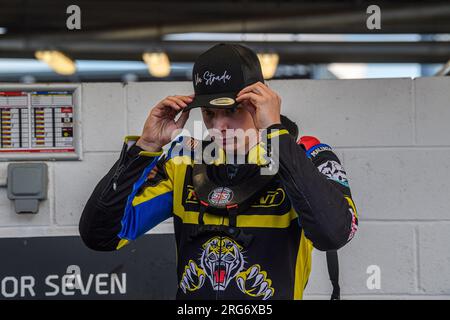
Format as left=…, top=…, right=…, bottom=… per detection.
left=1, top=77, right=449, bottom=299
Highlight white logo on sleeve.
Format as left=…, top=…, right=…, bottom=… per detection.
left=317, top=160, right=349, bottom=187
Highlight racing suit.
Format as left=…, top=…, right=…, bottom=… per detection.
left=79, top=124, right=358, bottom=300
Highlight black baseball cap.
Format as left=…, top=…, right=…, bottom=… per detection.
left=185, top=43, right=264, bottom=111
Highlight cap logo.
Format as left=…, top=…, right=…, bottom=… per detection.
left=195, top=70, right=231, bottom=87
left=209, top=97, right=235, bottom=106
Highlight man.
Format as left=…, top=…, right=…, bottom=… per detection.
left=79, top=43, right=358, bottom=300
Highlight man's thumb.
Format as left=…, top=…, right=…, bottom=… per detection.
left=176, top=109, right=190, bottom=129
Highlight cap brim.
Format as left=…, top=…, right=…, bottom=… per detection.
left=184, top=91, right=239, bottom=112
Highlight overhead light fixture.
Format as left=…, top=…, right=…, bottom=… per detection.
left=0, top=27, right=7, bottom=35
left=142, top=52, right=171, bottom=77
left=327, top=63, right=368, bottom=79
left=257, top=53, right=279, bottom=79
left=163, top=32, right=433, bottom=42
left=34, top=50, right=76, bottom=75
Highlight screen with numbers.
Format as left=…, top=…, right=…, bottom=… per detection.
left=0, top=88, right=80, bottom=159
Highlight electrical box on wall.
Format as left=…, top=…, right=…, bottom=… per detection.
left=0, top=84, right=82, bottom=161
left=7, top=163, right=48, bottom=214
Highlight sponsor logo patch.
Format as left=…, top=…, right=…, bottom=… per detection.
left=317, top=160, right=349, bottom=187
left=309, top=145, right=332, bottom=158
left=208, top=187, right=234, bottom=207
left=183, top=137, right=199, bottom=150
left=252, top=188, right=286, bottom=208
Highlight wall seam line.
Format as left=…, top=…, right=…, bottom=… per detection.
left=415, top=226, right=422, bottom=293
left=412, top=78, right=418, bottom=145
left=124, top=83, right=129, bottom=136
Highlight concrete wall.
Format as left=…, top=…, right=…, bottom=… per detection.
left=0, top=77, right=449, bottom=299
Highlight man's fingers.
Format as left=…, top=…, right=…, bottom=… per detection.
left=153, top=103, right=179, bottom=118
left=236, top=92, right=262, bottom=105
left=255, top=82, right=273, bottom=96
left=238, top=83, right=262, bottom=96
left=237, top=83, right=258, bottom=95
left=161, top=98, right=183, bottom=112
left=253, top=82, right=277, bottom=100
left=166, top=96, right=188, bottom=108
left=175, top=95, right=194, bottom=103
left=238, top=82, right=278, bottom=102
left=238, top=82, right=268, bottom=96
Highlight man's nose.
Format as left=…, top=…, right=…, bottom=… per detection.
left=214, top=116, right=230, bottom=132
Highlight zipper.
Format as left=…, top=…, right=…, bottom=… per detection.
left=112, top=164, right=126, bottom=191
left=226, top=164, right=239, bottom=180
left=100, top=143, right=139, bottom=198
left=99, top=163, right=126, bottom=199
left=109, top=142, right=128, bottom=192
left=111, top=154, right=143, bottom=192
left=215, top=216, right=225, bottom=300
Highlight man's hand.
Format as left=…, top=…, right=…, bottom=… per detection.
left=236, top=82, right=281, bottom=129
left=136, top=95, right=193, bottom=152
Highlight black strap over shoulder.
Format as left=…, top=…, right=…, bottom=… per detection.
left=326, top=250, right=340, bottom=300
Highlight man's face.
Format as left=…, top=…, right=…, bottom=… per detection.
left=201, top=105, right=257, bottom=153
